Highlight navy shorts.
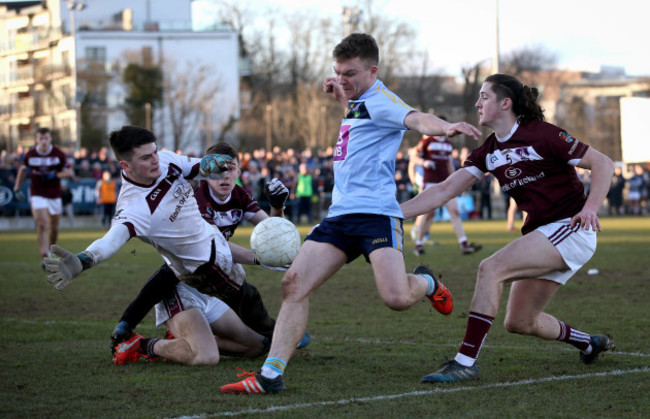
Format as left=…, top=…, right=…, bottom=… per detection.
left=306, top=213, right=404, bottom=263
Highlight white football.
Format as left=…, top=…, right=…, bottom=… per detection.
left=250, top=217, right=301, bottom=267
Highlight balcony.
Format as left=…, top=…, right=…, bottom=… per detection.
left=34, top=64, right=73, bottom=81
left=16, top=98, right=34, bottom=116
left=2, top=27, right=63, bottom=54
left=0, top=67, right=34, bottom=87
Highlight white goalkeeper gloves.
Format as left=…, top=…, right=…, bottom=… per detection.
left=253, top=257, right=290, bottom=271
left=43, top=245, right=94, bottom=290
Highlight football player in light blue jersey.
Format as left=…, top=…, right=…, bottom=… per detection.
left=221, top=33, right=482, bottom=395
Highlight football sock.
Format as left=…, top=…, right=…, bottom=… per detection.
left=141, top=337, right=159, bottom=357
left=421, top=273, right=437, bottom=296
left=557, top=321, right=591, bottom=352
left=459, top=236, right=468, bottom=248
left=261, top=357, right=286, bottom=379
left=455, top=311, right=495, bottom=366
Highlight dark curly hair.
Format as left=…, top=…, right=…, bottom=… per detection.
left=485, top=74, right=545, bottom=123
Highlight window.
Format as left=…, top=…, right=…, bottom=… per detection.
left=85, top=46, right=106, bottom=63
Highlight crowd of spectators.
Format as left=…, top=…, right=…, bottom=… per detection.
left=2, top=143, right=649, bottom=223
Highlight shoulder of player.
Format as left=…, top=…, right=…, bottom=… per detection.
left=230, top=184, right=256, bottom=205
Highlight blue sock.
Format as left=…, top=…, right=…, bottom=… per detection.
left=261, top=357, right=286, bottom=379
left=422, top=274, right=436, bottom=296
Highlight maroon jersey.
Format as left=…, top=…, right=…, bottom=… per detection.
left=23, top=145, right=68, bottom=199
left=464, top=120, right=589, bottom=235
left=417, top=136, right=453, bottom=183
left=194, top=181, right=262, bottom=240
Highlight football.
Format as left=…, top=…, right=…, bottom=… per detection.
left=250, top=217, right=301, bottom=267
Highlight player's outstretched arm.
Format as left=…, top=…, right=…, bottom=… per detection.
left=401, top=169, right=477, bottom=219
left=405, top=111, right=482, bottom=140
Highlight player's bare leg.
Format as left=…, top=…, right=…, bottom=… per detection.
left=471, top=231, right=566, bottom=316
left=270, top=241, right=345, bottom=360
left=423, top=232, right=587, bottom=383
left=371, top=247, right=429, bottom=310
left=158, top=308, right=220, bottom=365
left=32, top=208, right=51, bottom=257
left=446, top=198, right=481, bottom=254
left=414, top=212, right=433, bottom=256
left=221, top=241, right=346, bottom=394
left=49, top=214, right=60, bottom=249
left=504, top=278, right=560, bottom=339
left=210, top=309, right=267, bottom=357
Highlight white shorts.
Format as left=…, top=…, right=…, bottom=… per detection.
left=154, top=282, right=230, bottom=327
left=30, top=196, right=62, bottom=216
left=536, top=218, right=597, bottom=285
left=627, top=191, right=641, bottom=201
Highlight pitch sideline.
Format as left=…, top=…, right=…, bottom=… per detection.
left=171, top=367, right=649, bottom=418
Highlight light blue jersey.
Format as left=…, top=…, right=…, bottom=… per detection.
left=328, top=79, right=414, bottom=218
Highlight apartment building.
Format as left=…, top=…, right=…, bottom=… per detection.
left=1, top=0, right=239, bottom=153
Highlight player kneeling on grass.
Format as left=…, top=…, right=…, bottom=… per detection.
left=43, top=127, right=290, bottom=360
left=111, top=141, right=309, bottom=364
left=113, top=282, right=269, bottom=365
left=401, top=73, right=615, bottom=383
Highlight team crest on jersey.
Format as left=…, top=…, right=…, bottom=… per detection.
left=345, top=102, right=370, bottom=119
left=559, top=131, right=575, bottom=143
left=204, top=204, right=214, bottom=220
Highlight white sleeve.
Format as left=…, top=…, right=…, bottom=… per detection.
left=85, top=224, right=131, bottom=265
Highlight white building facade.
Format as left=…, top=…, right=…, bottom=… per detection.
left=1, top=0, right=240, bottom=153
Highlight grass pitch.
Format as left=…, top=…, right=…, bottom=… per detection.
left=1, top=217, right=648, bottom=417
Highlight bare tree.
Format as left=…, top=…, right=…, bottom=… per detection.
left=500, top=44, right=558, bottom=76
left=356, top=0, right=417, bottom=84
left=162, top=60, right=228, bottom=152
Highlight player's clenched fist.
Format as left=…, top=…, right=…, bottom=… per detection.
left=264, top=178, right=289, bottom=209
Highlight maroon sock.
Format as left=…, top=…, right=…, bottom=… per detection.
left=140, top=337, right=159, bottom=357
left=458, top=311, right=495, bottom=359
left=557, top=321, right=591, bottom=351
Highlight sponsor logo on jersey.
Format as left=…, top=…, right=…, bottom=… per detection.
left=501, top=171, right=546, bottom=192
left=334, top=125, right=351, bottom=161
left=486, top=146, right=543, bottom=171
left=172, top=185, right=184, bottom=198
left=27, top=156, right=61, bottom=167
left=169, top=187, right=193, bottom=222
left=504, top=167, right=522, bottom=179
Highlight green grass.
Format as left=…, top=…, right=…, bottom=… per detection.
left=1, top=217, right=649, bottom=418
